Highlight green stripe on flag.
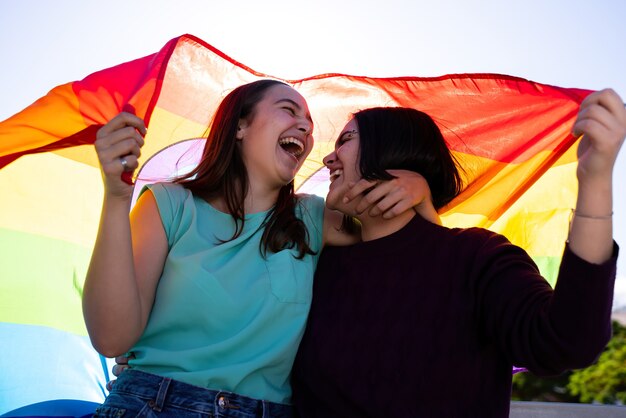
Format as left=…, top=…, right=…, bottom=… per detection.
left=0, top=227, right=91, bottom=335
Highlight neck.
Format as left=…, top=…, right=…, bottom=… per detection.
left=208, top=179, right=281, bottom=215
left=244, top=186, right=280, bottom=214
left=245, top=172, right=284, bottom=213
left=358, top=210, right=416, bottom=242
left=242, top=162, right=287, bottom=213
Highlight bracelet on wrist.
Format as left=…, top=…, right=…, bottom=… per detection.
left=572, top=209, right=613, bottom=220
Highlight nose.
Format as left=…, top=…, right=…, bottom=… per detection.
left=323, top=150, right=337, bottom=168
left=297, top=118, right=313, bottom=135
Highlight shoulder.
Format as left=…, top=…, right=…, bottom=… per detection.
left=450, top=225, right=511, bottom=248
left=455, top=227, right=541, bottom=280
left=295, top=193, right=325, bottom=210
left=441, top=225, right=535, bottom=267
left=294, top=193, right=325, bottom=223
left=137, top=182, right=195, bottom=229
left=409, top=216, right=509, bottom=251
left=141, top=182, right=188, bottom=201
left=139, top=182, right=196, bottom=209
left=294, top=193, right=326, bottom=250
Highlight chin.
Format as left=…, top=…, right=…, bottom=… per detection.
left=277, top=170, right=297, bottom=186
left=324, top=189, right=342, bottom=211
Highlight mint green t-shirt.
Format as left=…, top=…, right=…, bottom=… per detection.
left=128, top=182, right=325, bottom=404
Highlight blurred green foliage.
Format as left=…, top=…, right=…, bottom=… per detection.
left=512, top=321, right=626, bottom=405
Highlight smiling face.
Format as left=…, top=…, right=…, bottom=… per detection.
left=237, top=84, right=314, bottom=191
left=323, top=118, right=362, bottom=212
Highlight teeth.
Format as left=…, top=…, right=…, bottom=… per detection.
left=329, top=169, right=343, bottom=182
left=278, top=137, right=304, bottom=157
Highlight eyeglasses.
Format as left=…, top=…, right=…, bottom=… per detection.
left=337, top=129, right=358, bottom=146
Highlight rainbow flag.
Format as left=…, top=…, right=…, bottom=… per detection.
left=0, top=34, right=589, bottom=413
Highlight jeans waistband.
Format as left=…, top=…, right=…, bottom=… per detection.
left=112, top=369, right=293, bottom=418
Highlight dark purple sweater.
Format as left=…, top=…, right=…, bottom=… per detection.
left=291, top=215, right=617, bottom=418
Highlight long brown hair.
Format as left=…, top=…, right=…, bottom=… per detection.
left=175, top=79, right=314, bottom=259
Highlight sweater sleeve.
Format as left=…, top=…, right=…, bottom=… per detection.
left=473, top=232, right=618, bottom=376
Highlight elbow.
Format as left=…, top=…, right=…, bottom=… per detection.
left=568, top=335, right=611, bottom=370
left=547, top=349, right=604, bottom=375
left=534, top=334, right=611, bottom=376
left=567, top=324, right=612, bottom=369
left=83, top=303, right=141, bottom=358
left=89, top=335, right=134, bottom=359
left=84, top=316, right=138, bottom=358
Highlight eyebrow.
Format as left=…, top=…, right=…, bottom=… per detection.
left=275, top=98, right=313, bottom=123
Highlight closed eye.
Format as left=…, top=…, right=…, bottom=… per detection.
left=283, top=106, right=296, bottom=115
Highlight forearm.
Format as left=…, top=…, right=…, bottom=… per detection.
left=567, top=88, right=626, bottom=263
left=481, top=234, right=616, bottom=375
left=568, top=176, right=613, bottom=264
left=83, top=195, right=144, bottom=357
left=537, top=242, right=617, bottom=373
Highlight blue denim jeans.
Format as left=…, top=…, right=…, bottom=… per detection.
left=93, top=369, right=294, bottom=418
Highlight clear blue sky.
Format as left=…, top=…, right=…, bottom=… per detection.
left=2, top=0, right=626, bottom=300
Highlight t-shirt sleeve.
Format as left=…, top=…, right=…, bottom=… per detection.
left=138, top=182, right=186, bottom=248
left=472, top=231, right=618, bottom=375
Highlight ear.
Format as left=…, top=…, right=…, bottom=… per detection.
left=236, top=119, right=248, bottom=140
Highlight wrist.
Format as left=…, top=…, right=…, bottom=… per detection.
left=103, top=192, right=133, bottom=210
left=572, top=209, right=613, bottom=220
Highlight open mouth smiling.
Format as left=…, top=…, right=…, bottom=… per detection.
left=329, top=169, right=343, bottom=182
left=278, top=137, right=305, bottom=159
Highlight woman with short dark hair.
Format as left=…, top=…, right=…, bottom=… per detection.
left=292, top=89, right=626, bottom=418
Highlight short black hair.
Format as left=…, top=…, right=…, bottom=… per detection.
left=354, top=107, right=463, bottom=210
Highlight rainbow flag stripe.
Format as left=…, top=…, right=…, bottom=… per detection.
left=0, top=34, right=589, bottom=413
